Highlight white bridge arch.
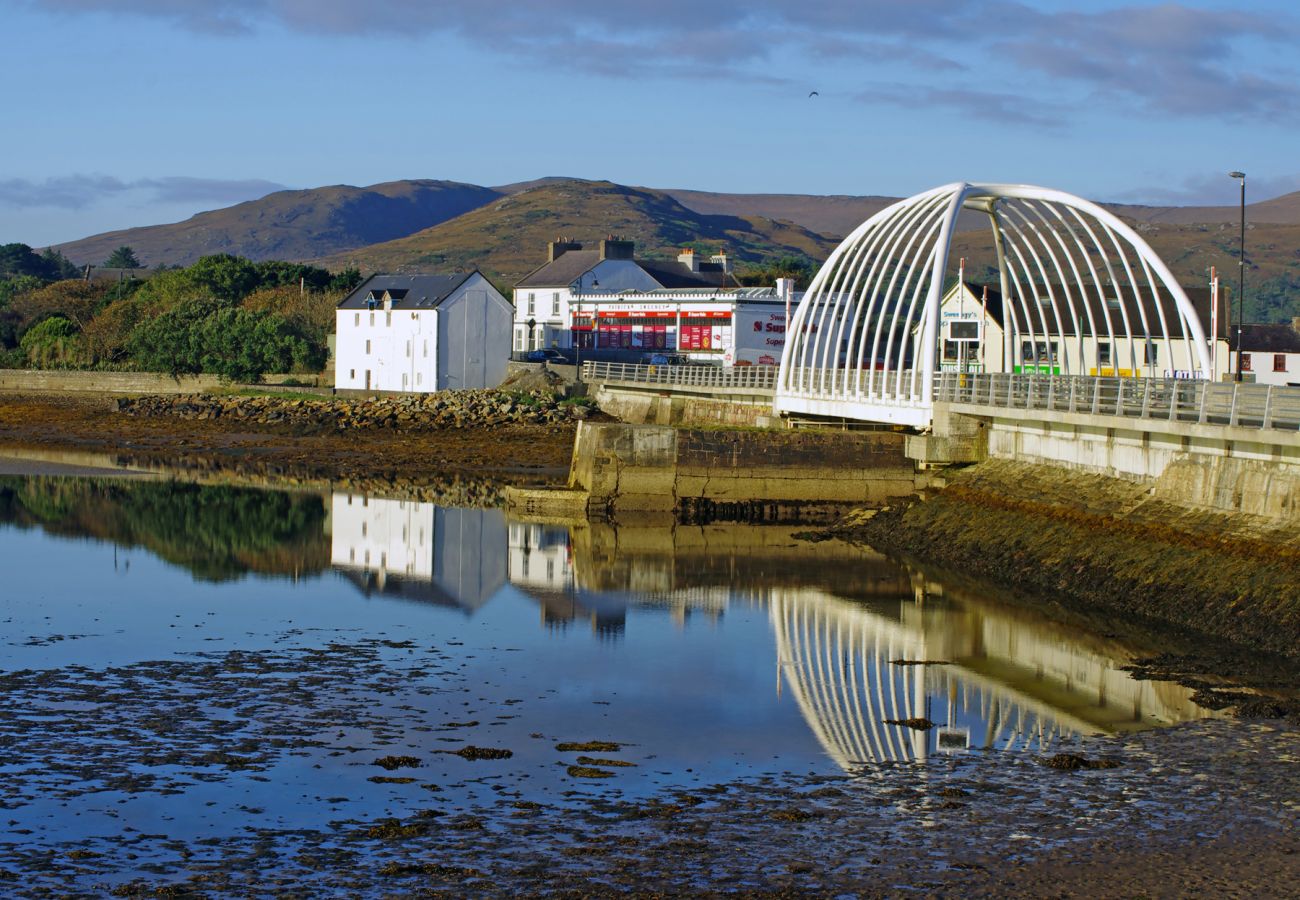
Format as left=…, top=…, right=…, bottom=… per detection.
left=775, top=182, right=1213, bottom=427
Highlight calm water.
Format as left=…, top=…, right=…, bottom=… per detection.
left=0, top=476, right=1219, bottom=853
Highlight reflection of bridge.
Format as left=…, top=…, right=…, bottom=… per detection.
left=770, top=584, right=1218, bottom=766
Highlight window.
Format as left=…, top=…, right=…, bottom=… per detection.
left=354, top=313, right=360, bottom=326
left=405, top=340, right=411, bottom=358
left=942, top=340, right=959, bottom=361
left=349, top=369, right=355, bottom=380
left=385, top=312, right=391, bottom=327
left=1020, top=341, right=1057, bottom=364
left=515, top=329, right=526, bottom=352
left=369, top=312, right=375, bottom=326
left=552, top=292, right=560, bottom=316
left=527, top=292, right=535, bottom=316
left=423, top=340, right=428, bottom=358
left=1144, top=341, right=1158, bottom=365
left=365, top=340, right=371, bottom=354
left=1242, top=353, right=1252, bottom=371
left=1098, top=342, right=1112, bottom=366
left=1275, top=354, right=1288, bottom=373
left=949, top=321, right=979, bottom=340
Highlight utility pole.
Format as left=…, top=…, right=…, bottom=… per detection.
left=1228, top=171, right=1246, bottom=381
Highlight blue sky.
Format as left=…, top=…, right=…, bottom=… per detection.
left=3, top=0, right=1299, bottom=246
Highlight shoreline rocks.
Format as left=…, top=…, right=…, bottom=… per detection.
left=116, top=389, right=593, bottom=432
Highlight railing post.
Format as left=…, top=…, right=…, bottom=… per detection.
left=1140, top=379, right=1151, bottom=418
left=1229, top=382, right=1240, bottom=427
left=1263, top=385, right=1274, bottom=430
left=1198, top=382, right=1209, bottom=424
left=1091, top=377, right=1101, bottom=415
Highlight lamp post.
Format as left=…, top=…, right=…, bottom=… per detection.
left=1228, top=171, right=1246, bottom=381
left=573, top=271, right=598, bottom=380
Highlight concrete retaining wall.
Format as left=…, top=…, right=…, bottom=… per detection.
left=557, top=421, right=925, bottom=516
left=968, top=411, right=1300, bottom=523
left=593, top=384, right=775, bottom=428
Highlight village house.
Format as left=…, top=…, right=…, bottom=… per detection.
left=512, top=238, right=795, bottom=364
left=334, top=271, right=512, bottom=393
left=916, top=280, right=1233, bottom=380
left=1233, top=320, right=1300, bottom=386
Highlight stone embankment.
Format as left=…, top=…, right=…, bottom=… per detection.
left=814, top=459, right=1300, bottom=663
left=117, top=390, right=592, bottom=431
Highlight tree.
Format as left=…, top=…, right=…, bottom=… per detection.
left=128, top=296, right=321, bottom=381
left=186, top=254, right=260, bottom=301
left=104, top=246, right=143, bottom=269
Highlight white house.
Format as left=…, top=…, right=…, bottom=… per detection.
left=916, top=281, right=1232, bottom=380
left=1233, top=320, right=1300, bottom=386
left=335, top=271, right=512, bottom=393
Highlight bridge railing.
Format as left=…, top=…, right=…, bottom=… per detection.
left=581, top=361, right=779, bottom=391
left=935, top=373, right=1300, bottom=432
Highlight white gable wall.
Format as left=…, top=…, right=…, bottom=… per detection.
left=438, top=273, right=513, bottom=389
left=335, top=272, right=512, bottom=393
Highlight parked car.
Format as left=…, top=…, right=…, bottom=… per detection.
left=640, top=353, right=689, bottom=366
left=525, top=349, right=570, bottom=363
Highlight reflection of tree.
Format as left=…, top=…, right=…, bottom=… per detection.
left=0, top=477, right=329, bottom=581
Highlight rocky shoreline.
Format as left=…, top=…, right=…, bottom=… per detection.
left=807, top=459, right=1300, bottom=715
left=116, top=389, right=594, bottom=431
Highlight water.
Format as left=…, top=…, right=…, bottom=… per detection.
left=0, top=475, right=1227, bottom=885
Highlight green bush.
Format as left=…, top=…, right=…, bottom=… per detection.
left=20, top=316, right=82, bottom=368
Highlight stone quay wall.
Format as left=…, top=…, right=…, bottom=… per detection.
left=530, top=421, right=927, bottom=518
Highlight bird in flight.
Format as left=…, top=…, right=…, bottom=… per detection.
left=809, top=90, right=819, bottom=98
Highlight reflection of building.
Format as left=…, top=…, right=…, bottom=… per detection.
left=771, top=580, right=1220, bottom=768
left=330, top=493, right=506, bottom=612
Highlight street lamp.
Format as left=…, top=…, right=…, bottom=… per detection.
left=1228, top=171, right=1246, bottom=381
left=573, top=271, right=599, bottom=380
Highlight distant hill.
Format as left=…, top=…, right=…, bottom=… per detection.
left=313, top=179, right=840, bottom=285
left=44, top=176, right=1300, bottom=308
left=53, top=179, right=503, bottom=268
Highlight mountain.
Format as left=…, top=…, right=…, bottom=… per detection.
left=53, top=179, right=503, bottom=268
left=1104, top=191, right=1300, bottom=227
left=312, top=179, right=840, bottom=284
left=662, top=189, right=897, bottom=240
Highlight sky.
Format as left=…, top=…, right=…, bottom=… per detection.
left=3, top=0, right=1299, bottom=246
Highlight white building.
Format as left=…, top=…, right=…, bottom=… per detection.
left=512, top=238, right=796, bottom=362
left=917, top=281, right=1232, bottom=380
left=1233, top=321, right=1300, bottom=387
left=335, top=271, right=512, bottom=393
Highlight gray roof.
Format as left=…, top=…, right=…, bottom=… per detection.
left=1241, top=323, right=1300, bottom=354
left=515, top=251, right=727, bottom=290
left=338, top=272, right=476, bottom=309
left=515, top=250, right=601, bottom=288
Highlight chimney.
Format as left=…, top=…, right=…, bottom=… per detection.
left=677, top=248, right=699, bottom=272
left=710, top=252, right=731, bottom=273
left=599, top=238, right=634, bottom=260
left=548, top=238, right=582, bottom=262
left=775, top=277, right=794, bottom=304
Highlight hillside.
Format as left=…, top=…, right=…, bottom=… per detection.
left=659, top=189, right=896, bottom=238
left=53, top=180, right=502, bottom=268
left=313, top=180, right=840, bottom=284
